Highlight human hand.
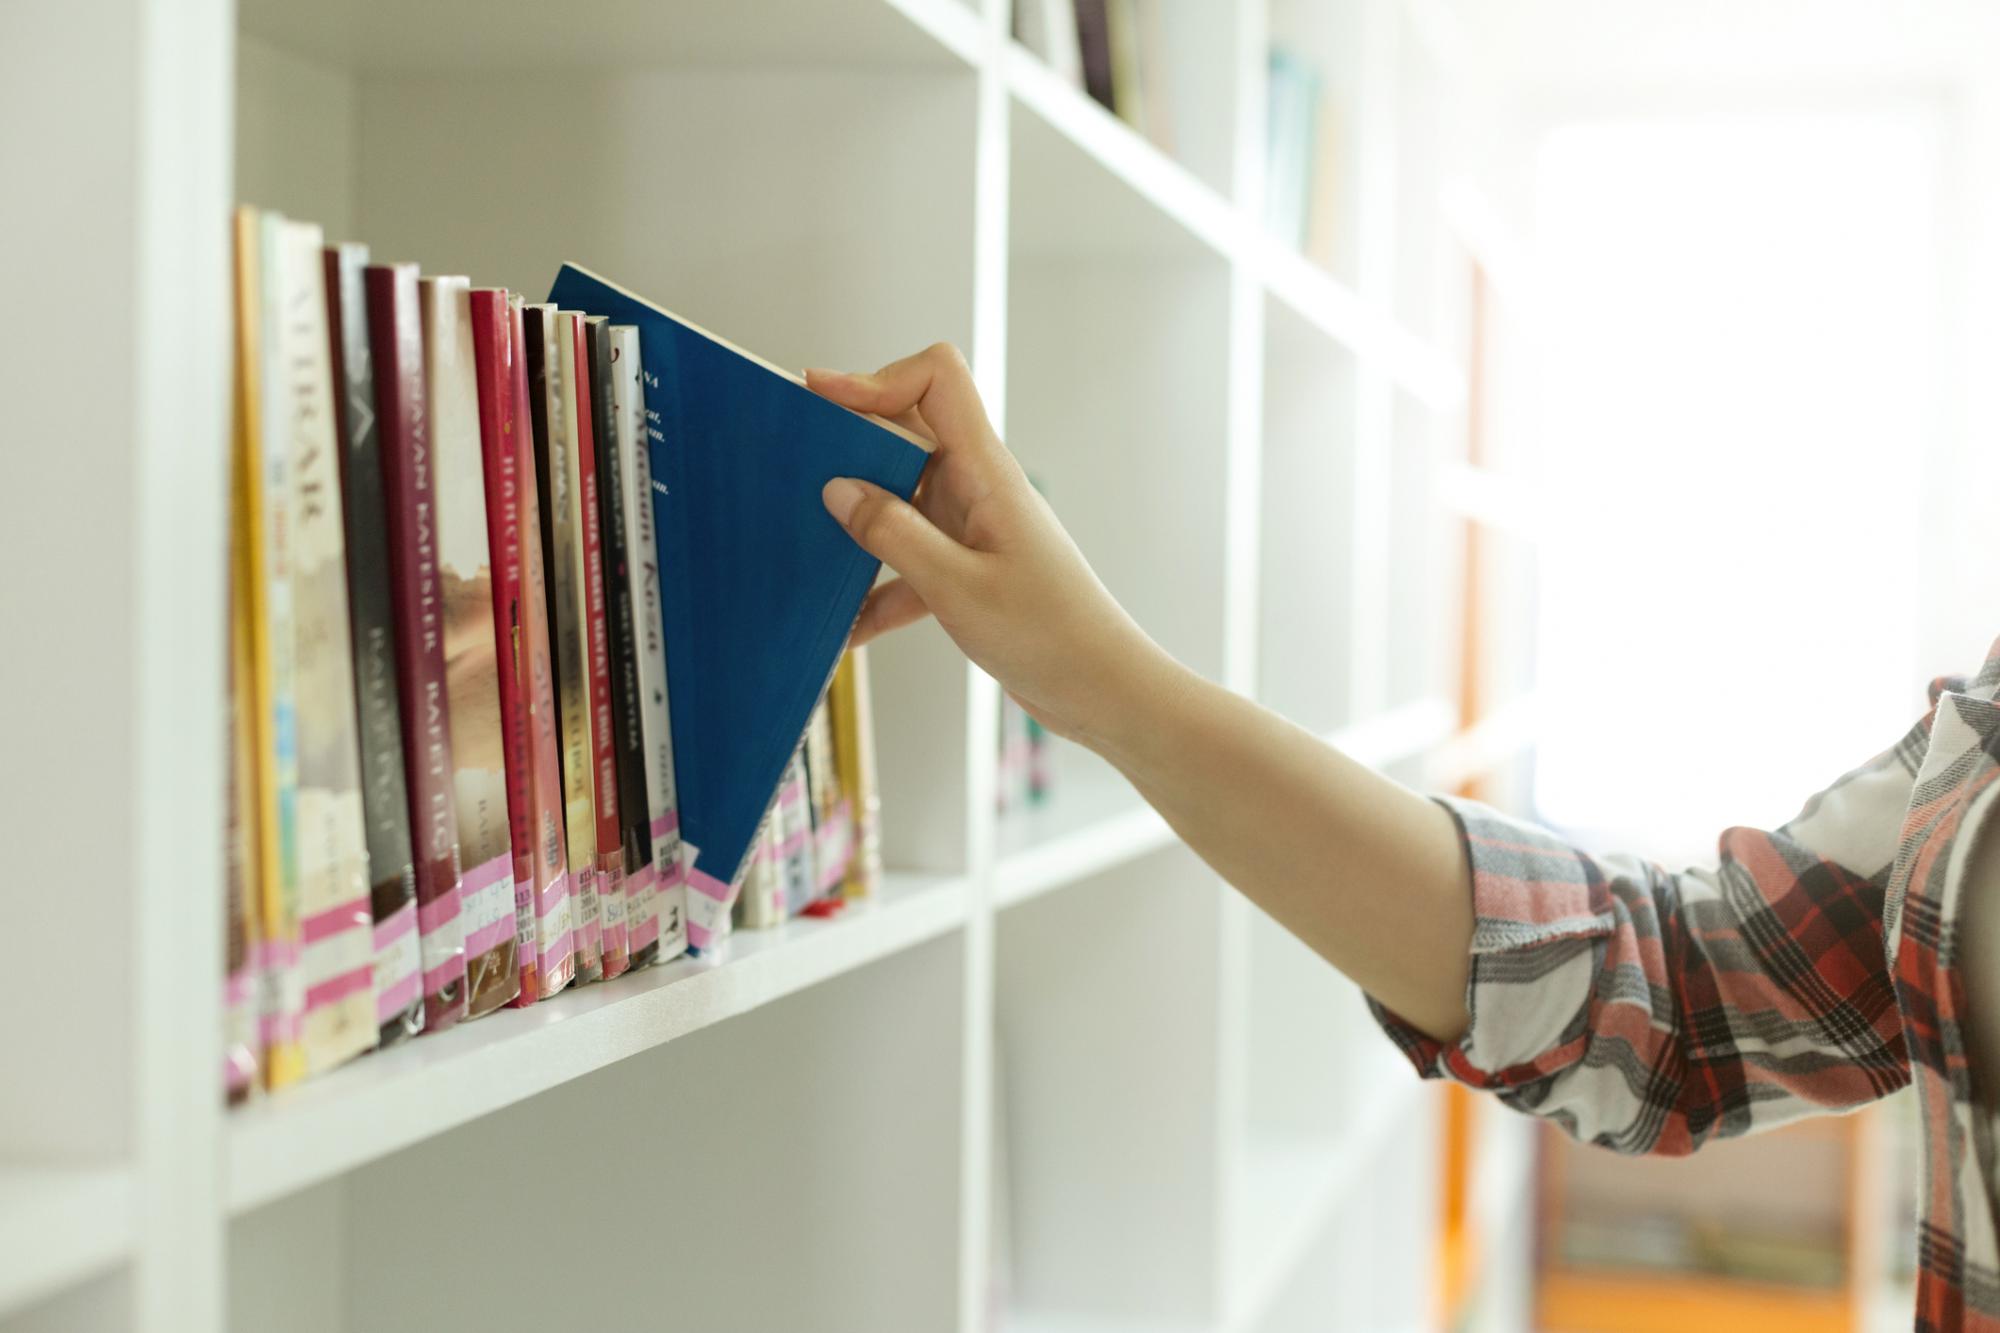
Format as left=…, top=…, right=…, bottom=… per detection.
left=808, top=344, right=1175, bottom=750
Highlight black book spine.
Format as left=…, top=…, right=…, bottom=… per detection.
left=1074, top=0, right=1115, bottom=112
left=323, top=242, right=423, bottom=1048
left=586, top=319, right=656, bottom=965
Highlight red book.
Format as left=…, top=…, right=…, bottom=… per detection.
left=565, top=312, right=629, bottom=980
left=366, top=262, right=467, bottom=1034
left=508, top=300, right=575, bottom=1000
left=469, top=290, right=539, bottom=1005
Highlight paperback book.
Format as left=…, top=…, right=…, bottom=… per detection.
left=369, top=260, right=469, bottom=1033
left=325, top=241, right=425, bottom=1048
left=525, top=303, right=604, bottom=985
left=424, top=275, right=521, bottom=1017
left=274, top=216, right=378, bottom=1077
left=611, top=323, right=688, bottom=961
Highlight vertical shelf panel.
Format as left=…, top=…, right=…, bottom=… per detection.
left=995, top=847, right=1226, bottom=1327
left=1257, top=297, right=1358, bottom=736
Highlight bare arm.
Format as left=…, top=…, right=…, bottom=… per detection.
left=807, top=347, right=1473, bottom=1040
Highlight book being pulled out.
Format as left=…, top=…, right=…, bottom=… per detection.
left=545, top=265, right=927, bottom=947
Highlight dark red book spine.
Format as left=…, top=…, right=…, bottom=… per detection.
left=568, top=314, right=629, bottom=979
left=366, top=262, right=467, bottom=1034
left=469, top=289, right=538, bottom=1006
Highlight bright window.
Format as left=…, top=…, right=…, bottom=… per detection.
left=1531, top=109, right=1940, bottom=859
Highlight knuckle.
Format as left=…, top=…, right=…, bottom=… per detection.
left=925, top=341, right=970, bottom=376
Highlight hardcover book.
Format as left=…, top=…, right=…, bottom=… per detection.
left=324, top=241, right=424, bottom=1048
left=587, top=317, right=659, bottom=967
left=368, top=260, right=469, bottom=1034
left=506, top=298, right=576, bottom=999
left=526, top=304, right=603, bottom=984
left=610, top=324, right=688, bottom=962
left=544, top=266, right=927, bottom=944
left=275, top=217, right=377, bottom=1076
left=565, top=312, right=629, bottom=980
left=234, top=208, right=304, bottom=1091
left=423, top=275, right=521, bottom=1018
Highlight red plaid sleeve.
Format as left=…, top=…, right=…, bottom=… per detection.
left=1369, top=710, right=1935, bottom=1154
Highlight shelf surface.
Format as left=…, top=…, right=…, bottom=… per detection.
left=0, top=1164, right=133, bottom=1316
left=227, top=871, right=968, bottom=1213
left=238, top=0, right=983, bottom=71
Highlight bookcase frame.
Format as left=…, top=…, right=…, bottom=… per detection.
left=0, top=0, right=1535, bottom=1328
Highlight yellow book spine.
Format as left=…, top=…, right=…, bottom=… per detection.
left=828, top=648, right=882, bottom=898
left=234, top=207, right=306, bottom=1090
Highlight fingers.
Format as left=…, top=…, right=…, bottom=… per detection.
left=850, top=578, right=932, bottom=646
left=822, top=476, right=975, bottom=598
left=805, top=343, right=994, bottom=455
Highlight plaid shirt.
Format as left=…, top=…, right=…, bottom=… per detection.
left=1372, top=638, right=2000, bottom=1330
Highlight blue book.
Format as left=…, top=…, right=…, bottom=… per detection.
left=546, top=264, right=928, bottom=947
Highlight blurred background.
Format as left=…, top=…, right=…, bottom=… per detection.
left=1383, top=2, right=1996, bottom=1330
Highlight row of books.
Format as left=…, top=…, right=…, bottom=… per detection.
left=1011, top=0, right=1344, bottom=271
left=223, top=208, right=883, bottom=1100
left=1013, top=0, right=1177, bottom=156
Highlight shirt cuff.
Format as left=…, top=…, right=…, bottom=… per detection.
left=1367, top=795, right=1615, bottom=1092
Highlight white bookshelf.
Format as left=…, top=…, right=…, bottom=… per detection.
left=0, top=0, right=1510, bottom=1328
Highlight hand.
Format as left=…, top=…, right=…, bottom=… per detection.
left=807, top=344, right=1177, bottom=750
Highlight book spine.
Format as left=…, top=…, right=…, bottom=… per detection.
left=804, top=702, right=851, bottom=898
left=250, top=211, right=309, bottom=1088
left=534, top=305, right=603, bottom=984
left=734, top=812, right=782, bottom=930
left=323, top=241, right=424, bottom=1049
left=588, top=319, right=658, bottom=967
left=423, top=276, right=520, bottom=1019
left=368, top=261, right=468, bottom=1034
left=1073, top=0, right=1115, bottom=112
left=233, top=210, right=301, bottom=1092
left=829, top=648, right=883, bottom=898
left=511, top=300, right=576, bottom=998
left=612, top=325, right=687, bottom=962
left=277, top=218, right=378, bottom=1076
left=566, top=312, right=628, bottom=980
left=775, top=750, right=816, bottom=918
left=225, top=296, right=264, bottom=1101
left=470, top=288, right=540, bottom=1006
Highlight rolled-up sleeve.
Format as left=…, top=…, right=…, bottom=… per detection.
left=1369, top=705, right=1935, bottom=1154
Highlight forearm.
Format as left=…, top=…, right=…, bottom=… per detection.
left=1083, top=649, right=1475, bottom=1042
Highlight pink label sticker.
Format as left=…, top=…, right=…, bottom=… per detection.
left=418, top=884, right=463, bottom=937
left=300, top=895, right=373, bottom=946
left=650, top=810, right=680, bottom=839
left=373, top=899, right=418, bottom=952
left=305, top=962, right=373, bottom=1011
left=424, top=952, right=468, bottom=996
left=375, top=969, right=421, bottom=1025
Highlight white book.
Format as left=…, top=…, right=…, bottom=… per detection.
left=611, top=324, right=688, bottom=962
left=276, top=217, right=377, bottom=1073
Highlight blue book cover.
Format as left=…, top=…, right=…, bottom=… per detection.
left=545, top=264, right=928, bottom=945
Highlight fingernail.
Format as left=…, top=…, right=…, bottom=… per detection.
left=823, top=477, right=865, bottom=527
left=804, top=367, right=843, bottom=384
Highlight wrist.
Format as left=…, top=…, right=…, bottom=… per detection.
left=1069, top=632, right=1205, bottom=777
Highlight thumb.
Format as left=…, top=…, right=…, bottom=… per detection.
left=822, top=476, right=969, bottom=595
